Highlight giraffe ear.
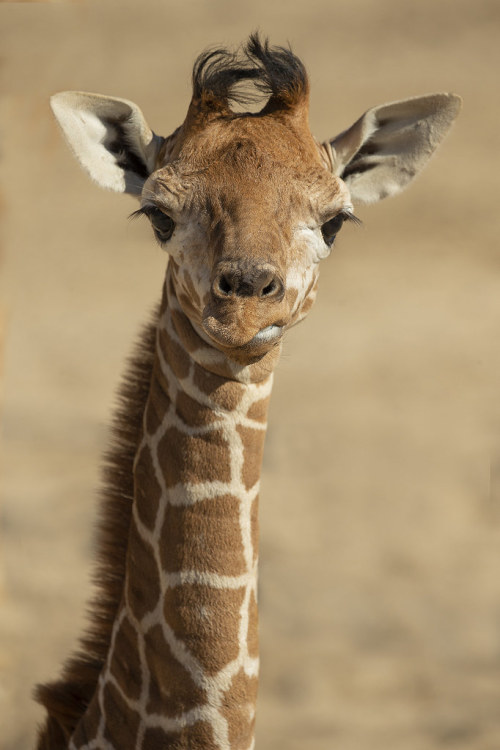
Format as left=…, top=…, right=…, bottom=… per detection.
left=50, top=91, right=164, bottom=195
left=325, top=93, right=462, bottom=204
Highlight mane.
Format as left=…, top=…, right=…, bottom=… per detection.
left=191, top=32, right=309, bottom=114
left=34, top=308, right=159, bottom=749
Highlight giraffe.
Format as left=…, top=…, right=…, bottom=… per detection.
left=35, top=35, right=460, bottom=750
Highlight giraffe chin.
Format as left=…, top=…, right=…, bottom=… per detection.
left=201, top=317, right=284, bottom=363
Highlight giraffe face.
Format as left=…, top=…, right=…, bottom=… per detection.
left=139, top=114, right=353, bottom=363
left=49, top=38, right=459, bottom=369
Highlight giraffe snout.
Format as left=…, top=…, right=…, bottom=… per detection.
left=211, top=260, right=285, bottom=302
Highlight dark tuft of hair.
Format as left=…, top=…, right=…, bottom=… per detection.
left=191, top=32, right=309, bottom=114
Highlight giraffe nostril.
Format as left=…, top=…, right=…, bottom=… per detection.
left=216, top=274, right=233, bottom=296
left=260, top=279, right=277, bottom=297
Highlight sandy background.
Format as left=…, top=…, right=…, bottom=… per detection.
left=1, top=1, right=500, bottom=748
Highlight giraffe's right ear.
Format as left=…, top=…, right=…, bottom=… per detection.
left=50, top=92, right=164, bottom=196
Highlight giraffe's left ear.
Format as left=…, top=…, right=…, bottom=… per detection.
left=50, top=92, right=164, bottom=195
left=324, top=93, right=462, bottom=204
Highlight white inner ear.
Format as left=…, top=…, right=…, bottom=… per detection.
left=72, top=110, right=127, bottom=192
left=50, top=92, right=161, bottom=195
left=79, top=110, right=108, bottom=143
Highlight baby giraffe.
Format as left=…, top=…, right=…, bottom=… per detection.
left=36, top=34, right=460, bottom=750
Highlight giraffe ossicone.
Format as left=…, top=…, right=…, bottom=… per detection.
left=36, top=34, right=460, bottom=750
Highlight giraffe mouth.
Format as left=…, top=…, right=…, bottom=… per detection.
left=203, top=321, right=284, bottom=349
left=200, top=313, right=285, bottom=359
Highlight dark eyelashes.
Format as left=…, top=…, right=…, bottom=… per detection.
left=333, top=210, right=362, bottom=230
left=128, top=207, right=148, bottom=221
left=128, top=206, right=164, bottom=221
left=342, top=210, right=363, bottom=227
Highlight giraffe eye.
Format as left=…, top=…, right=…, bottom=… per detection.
left=148, top=207, right=175, bottom=244
left=321, top=213, right=345, bottom=247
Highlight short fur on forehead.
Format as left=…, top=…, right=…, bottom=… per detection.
left=190, top=33, right=309, bottom=116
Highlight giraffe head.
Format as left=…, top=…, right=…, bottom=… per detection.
left=50, top=34, right=460, bottom=364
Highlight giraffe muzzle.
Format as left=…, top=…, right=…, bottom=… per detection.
left=201, top=259, right=288, bottom=358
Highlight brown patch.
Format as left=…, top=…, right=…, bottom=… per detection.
left=102, top=681, right=141, bottom=748
left=159, top=494, right=246, bottom=576
left=109, top=615, right=142, bottom=702
left=176, top=389, right=218, bottom=428
left=297, top=275, right=319, bottom=319
left=182, top=271, right=202, bottom=311
left=246, top=397, right=270, bottom=423
left=126, top=522, right=161, bottom=621
left=142, top=721, right=218, bottom=750
left=247, top=591, right=259, bottom=659
left=285, top=287, right=299, bottom=311
left=157, top=426, right=231, bottom=488
left=298, top=292, right=316, bottom=317
left=243, top=348, right=282, bottom=383
left=251, top=495, right=259, bottom=564
left=236, top=425, right=265, bottom=491
left=171, top=307, right=203, bottom=354
left=192, top=363, right=228, bottom=395
left=158, top=326, right=191, bottom=381
left=167, top=261, right=179, bottom=297
left=69, top=693, right=100, bottom=746
left=134, top=445, right=162, bottom=531
left=145, top=624, right=206, bottom=716
left=144, top=362, right=171, bottom=435
left=178, top=290, right=201, bottom=323
left=221, top=669, right=258, bottom=750
left=163, top=585, right=246, bottom=674
left=192, top=363, right=244, bottom=410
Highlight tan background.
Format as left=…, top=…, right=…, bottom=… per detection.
left=1, top=1, right=500, bottom=748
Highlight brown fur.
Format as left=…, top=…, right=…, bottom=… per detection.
left=34, top=307, right=159, bottom=749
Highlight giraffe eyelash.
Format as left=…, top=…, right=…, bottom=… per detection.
left=129, top=207, right=146, bottom=221
left=129, top=205, right=160, bottom=221
left=340, top=210, right=363, bottom=226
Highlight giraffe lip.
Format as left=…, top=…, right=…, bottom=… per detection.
left=249, top=324, right=283, bottom=345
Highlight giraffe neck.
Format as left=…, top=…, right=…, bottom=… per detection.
left=70, top=264, right=277, bottom=750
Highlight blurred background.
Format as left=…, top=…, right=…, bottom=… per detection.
left=1, top=1, right=499, bottom=748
